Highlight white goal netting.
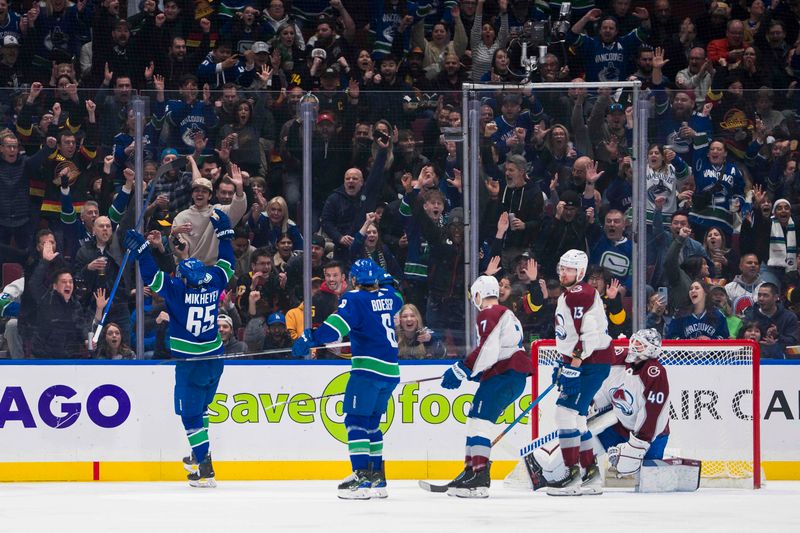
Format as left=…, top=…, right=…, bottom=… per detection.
left=513, top=339, right=762, bottom=489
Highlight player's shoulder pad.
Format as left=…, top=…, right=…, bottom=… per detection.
left=564, top=282, right=596, bottom=306
left=638, top=358, right=668, bottom=382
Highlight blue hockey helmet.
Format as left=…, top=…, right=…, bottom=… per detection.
left=378, top=270, right=396, bottom=288
left=350, top=258, right=383, bottom=286
left=178, top=258, right=212, bottom=286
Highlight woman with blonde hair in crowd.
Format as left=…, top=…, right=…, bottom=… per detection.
left=395, top=303, right=447, bottom=359
left=249, top=195, right=304, bottom=250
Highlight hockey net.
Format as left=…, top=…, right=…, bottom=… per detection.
left=509, top=339, right=761, bottom=489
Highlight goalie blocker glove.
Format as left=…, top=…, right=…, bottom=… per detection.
left=609, top=434, right=650, bottom=476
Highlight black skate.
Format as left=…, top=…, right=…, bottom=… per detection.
left=581, top=463, right=603, bottom=495
left=547, top=464, right=582, bottom=496
left=447, top=463, right=491, bottom=498
left=337, top=470, right=372, bottom=500
left=369, top=464, right=388, bottom=499
left=187, top=456, right=216, bottom=488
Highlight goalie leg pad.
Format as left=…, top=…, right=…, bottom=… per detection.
left=637, top=458, right=702, bottom=493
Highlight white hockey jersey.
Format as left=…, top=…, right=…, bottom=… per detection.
left=554, top=282, right=614, bottom=363
left=594, top=355, right=671, bottom=442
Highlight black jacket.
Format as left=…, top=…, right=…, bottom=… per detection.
left=29, top=260, right=88, bottom=358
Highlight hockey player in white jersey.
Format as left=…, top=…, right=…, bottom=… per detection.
left=439, top=275, right=533, bottom=498
left=549, top=249, right=616, bottom=496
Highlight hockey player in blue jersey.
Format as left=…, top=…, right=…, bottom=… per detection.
left=124, top=208, right=235, bottom=488
left=292, top=258, right=403, bottom=500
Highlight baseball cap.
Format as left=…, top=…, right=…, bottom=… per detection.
left=3, top=35, right=19, bottom=47
left=267, top=312, right=286, bottom=326
left=734, top=295, right=754, bottom=316
left=409, top=46, right=424, bottom=57
left=192, top=177, right=213, bottom=192
left=446, top=207, right=464, bottom=226
left=218, top=314, right=234, bottom=329
left=607, top=102, right=625, bottom=114
left=160, top=147, right=178, bottom=161
left=251, top=41, right=269, bottom=54
left=311, top=234, right=327, bottom=248
left=317, top=112, right=335, bottom=125
left=321, top=67, right=338, bottom=78
left=561, top=189, right=581, bottom=208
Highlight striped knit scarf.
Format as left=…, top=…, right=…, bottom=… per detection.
left=768, top=215, right=797, bottom=272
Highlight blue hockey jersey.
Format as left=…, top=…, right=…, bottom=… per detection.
left=566, top=28, right=648, bottom=82
left=690, top=133, right=745, bottom=236
left=314, top=288, right=403, bottom=383
left=139, top=242, right=235, bottom=358
left=665, top=309, right=729, bottom=340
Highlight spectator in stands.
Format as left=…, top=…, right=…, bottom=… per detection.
left=645, top=288, right=668, bottom=336
left=30, top=266, right=88, bottom=358
left=744, top=192, right=797, bottom=289
left=589, top=209, right=633, bottom=293
left=480, top=47, right=523, bottom=83
left=703, top=227, right=739, bottom=282
left=92, top=321, right=134, bottom=360
left=707, top=19, right=746, bottom=65
left=566, top=7, right=651, bottom=82
left=218, top=313, right=247, bottom=355
left=236, top=247, right=286, bottom=322
left=744, top=282, right=800, bottom=358
left=0, top=130, right=41, bottom=252
left=395, top=303, right=447, bottom=359
left=469, top=0, right=509, bottom=82
left=250, top=195, right=304, bottom=250
left=197, top=39, right=257, bottom=89
left=675, top=47, right=714, bottom=108
left=156, top=33, right=211, bottom=91
left=158, top=74, right=217, bottom=155
left=664, top=224, right=712, bottom=313
left=586, top=265, right=630, bottom=339
left=171, top=163, right=247, bottom=265
left=666, top=280, right=730, bottom=340
left=535, top=190, right=592, bottom=278
left=262, top=0, right=305, bottom=47
left=710, top=284, right=744, bottom=339
left=246, top=310, right=293, bottom=356
left=690, top=134, right=746, bottom=238
left=411, top=4, right=467, bottom=78
left=730, top=255, right=764, bottom=308
left=320, top=137, right=389, bottom=263
left=350, top=211, right=401, bottom=279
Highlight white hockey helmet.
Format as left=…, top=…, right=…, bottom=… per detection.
left=627, top=328, right=663, bottom=363
left=558, top=249, right=589, bottom=283
left=470, top=275, right=500, bottom=310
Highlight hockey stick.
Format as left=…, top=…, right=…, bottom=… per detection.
left=419, top=382, right=558, bottom=493
left=157, top=341, right=353, bottom=363
left=92, top=157, right=187, bottom=344
left=267, top=375, right=441, bottom=410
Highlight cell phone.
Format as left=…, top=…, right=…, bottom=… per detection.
left=657, top=286, right=668, bottom=304
left=374, top=130, right=390, bottom=143
left=508, top=212, right=516, bottom=223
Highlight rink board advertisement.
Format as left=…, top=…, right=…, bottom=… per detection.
left=0, top=361, right=799, bottom=481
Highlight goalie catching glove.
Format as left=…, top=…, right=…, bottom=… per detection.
left=608, top=434, right=651, bottom=476
left=210, top=208, right=234, bottom=240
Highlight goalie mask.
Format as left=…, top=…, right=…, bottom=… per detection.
left=627, top=328, right=662, bottom=363
left=469, top=275, right=500, bottom=310
left=178, top=258, right=213, bottom=287
left=558, top=249, right=588, bottom=283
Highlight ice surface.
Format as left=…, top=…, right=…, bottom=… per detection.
left=1, top=480, right=798, bottom=533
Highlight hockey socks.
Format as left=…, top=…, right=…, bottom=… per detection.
left=368, top=429, right=384, bottom=471
left=558, top=428, right=581, bottom=467
left=347, top=428, right=371, bottom=471
left=187, top=427, right=210, bottom=465
left=466, top=436, right=492, bottom=471
left=579, top=431, right=595, bottom=468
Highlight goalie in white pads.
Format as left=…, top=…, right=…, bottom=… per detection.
left=530, top=328, right=699, bottom=492
left=439, top=275, right=533, bottom=498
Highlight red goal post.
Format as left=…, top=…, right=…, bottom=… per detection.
left=531, top=339, right=761, bottom=489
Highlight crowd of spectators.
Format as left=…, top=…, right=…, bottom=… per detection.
left=2, top=0, right=800, bottom=360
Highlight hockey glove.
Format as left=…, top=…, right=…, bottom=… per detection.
left=291, top=328, right=320, bottom=358
left=441, top=361, right=470, bottom=390
left=608, top=434, right=650, bottom=476
left=556, top=364, right=582, bottom=395
left=124, top=230, right=149, bottom=259
left=210, top=208, right=234, bottom=240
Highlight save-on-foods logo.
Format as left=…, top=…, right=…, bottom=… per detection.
left=208, top=373, right=533, bottom=443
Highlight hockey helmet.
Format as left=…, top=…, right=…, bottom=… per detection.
left=350, top=258, right=383, bottom=286
left=469, top=275, right=500, bottom=310
left=627, top=328, right=662, bottom=363
left=558, top=249, right=588, bottom=283
left=178, top=258, right=213, bottom=287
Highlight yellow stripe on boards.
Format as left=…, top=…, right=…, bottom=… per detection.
left=1, top=461, right=798, bottom=482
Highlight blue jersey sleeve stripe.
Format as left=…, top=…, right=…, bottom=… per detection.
left=324, top=313, right=351, bottom=339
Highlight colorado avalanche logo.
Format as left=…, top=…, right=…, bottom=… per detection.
left=555, top=313, right=567, bottom=341
left=610, top=387, right=635, bottom=416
